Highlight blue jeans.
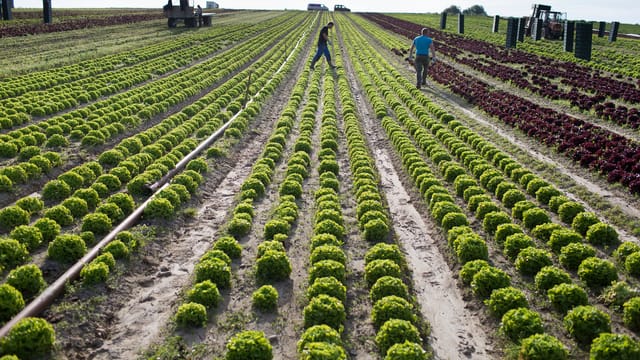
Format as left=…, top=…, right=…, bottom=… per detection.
left=311, top=43, right=331, bottom=67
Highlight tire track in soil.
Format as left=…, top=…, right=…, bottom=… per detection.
left=80, top=47, right=309, bottom=359
left=337, top=30, right=493, bottom=360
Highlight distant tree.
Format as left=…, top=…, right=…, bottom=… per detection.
left=463, top=5, right=488, bottom=16
left=443, top=5, right=462, bottom=15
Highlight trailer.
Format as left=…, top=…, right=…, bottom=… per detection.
left=163, top=0, right=214, bottom=28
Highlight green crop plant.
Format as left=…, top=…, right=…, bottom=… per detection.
left=578, top=257, right=618, bottom=289
left=200, top=249, right=231, bottom=266
left=175, top=302, right=207, bottom=328
left=0, top=284, right=25, bottom=323
left=500, top=307, right=544, bottom=342
left=307, top=276, right=347, bottom=304
left=309, top=260, right=346, bottom=285
left=558, top=201, right=585, bottom=224
left=485, top=286, right=529, bottom=319
left=372, top=295, right=416, bottom=328
left=564, top=305, right=611, bottom=344
left=548, top=195, right=569, bottom=213
left=471, top=266, right=510, bottom=298
left=9, top=225, right=43, bottom=251
left=80, top=261, right=110, bottom=285
left=303, top=294, right=345, bottom=332
left=375, top=319, right=421, bottom=355
left=548, top=283, right=589, bottom=314
left=522, top=208, right=551, bottom=230
left=559, top=243, right=596, bottom=270
left=6, top=264, right=46, bottom=300
left=482, top=211, right=511, bottom=236
left=0, top=317, right=55, bottom=358
left=590, top=333, right=640, bottom=360
left=512, top=201, right=535, bottom=221
left=534, top=266, right=572, bottom=292
left=586, top=222, right=619, bottom=247
left=310, top=246, right=346, bottom=266
left=494, top=223, right=523, bottom=248
left=103, top=240, right=129, bottom=260
left=518, top=333, right=568, bottom=360
left=226, top=330, right=272, bottom=360
left=516, top=248, right=553, bottom=276
left=47, top=234, right=86, bottom=263
left=256, top=250, right=291, bottom=282
left=0, top=206, right=30, bottom=231
left=501, top=189, right=527, bottom=209
left=33, top=218, right=60, bottom=243
left=252, top=285, right=278, bottom=312
left=572, top=212, right=599, bottom=236
left=81, top=213, right=113, bottom=235
left=194, top=258, right=231, bottom=289
left=531, top=223, right=564, bottom=243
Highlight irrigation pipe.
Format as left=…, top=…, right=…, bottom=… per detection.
left=0, top=16, right=314, bottom=340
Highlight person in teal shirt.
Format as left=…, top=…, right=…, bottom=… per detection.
left=409, top=28, right=437, bottom=89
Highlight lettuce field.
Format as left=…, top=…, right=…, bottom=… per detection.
left=1, top=8, right=640, bottom=360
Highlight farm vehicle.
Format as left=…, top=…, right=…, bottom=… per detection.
left=525, top=4, right=566, bottom=40
left=163, top=0, right=213, bottom=28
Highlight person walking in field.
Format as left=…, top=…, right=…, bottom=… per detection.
left=310, top=22, right=335, bottom=70
left=408, top=28, right=436, bottom=89
left=195, top=5, right=203, bottom=26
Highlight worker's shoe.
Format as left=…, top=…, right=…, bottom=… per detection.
left=416, top=84, right=421, bottom=89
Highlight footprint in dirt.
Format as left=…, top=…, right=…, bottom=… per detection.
left=457, top=335, right=476, bottom=358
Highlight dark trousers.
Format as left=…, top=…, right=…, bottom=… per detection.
left=311, top=43, right=331, bottom=67
left=415, top=55, right=430, bottom=85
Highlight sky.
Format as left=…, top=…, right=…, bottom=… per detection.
left=15, top=1, right=640, bottom=24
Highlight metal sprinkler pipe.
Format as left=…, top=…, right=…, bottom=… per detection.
left=0, top=185, right=167, bottom=339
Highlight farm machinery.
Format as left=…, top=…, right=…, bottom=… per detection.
left=525, top=4, right=566, bottom=40
left=163, top=0, right=213, bottom=28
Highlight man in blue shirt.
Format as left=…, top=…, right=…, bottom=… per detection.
left=311, top=22, right=335, bottom=70
left=409, top=28, right=436, bottom=89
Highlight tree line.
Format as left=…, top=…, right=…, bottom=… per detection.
left=443, top=5, right=487, bottom=16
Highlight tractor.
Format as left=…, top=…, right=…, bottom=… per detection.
left=525, top=4, right=566, bottom=40
left=163, top=0, right=213, bottom=28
